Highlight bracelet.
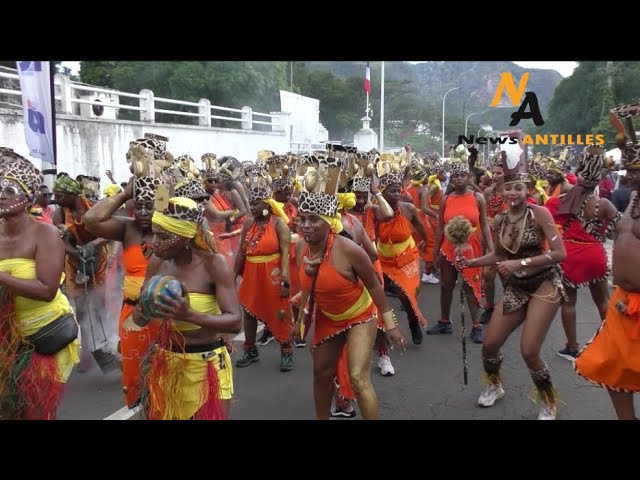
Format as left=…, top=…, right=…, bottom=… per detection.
left=381, top=309, right=399, bottom=330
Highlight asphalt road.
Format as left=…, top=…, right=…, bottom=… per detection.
left=58, top=241, right=637, bottom=420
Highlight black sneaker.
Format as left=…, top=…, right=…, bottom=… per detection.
left=426, top=321, right=453, bottom=335
left=479, top=307, right=494, bottom=325
left=280, top=352, right=294, bottom=372
left=557, top=346, right=579, bottom=361
left=257, top=329, right=274, bottom=346
left=330, top=408, right=356, bottom=419
left=470, top=325, right=483, bottom=344
left=235, top=347, right=259, bottom=368
left=409, top=323, right=423, bottom=345
left=91, top=348, right=120, bottom=374
left=294, top=339, right=307, bottom=348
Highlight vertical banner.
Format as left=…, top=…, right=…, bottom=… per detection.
left=16, top=61, right=56, bottom=167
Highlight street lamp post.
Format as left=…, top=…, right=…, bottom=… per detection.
left=442, top=86, right=461, bottom=158
left=465, top=112, right=482, bottom=138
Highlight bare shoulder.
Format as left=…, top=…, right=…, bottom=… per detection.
left=530, top=204, right=553, bottom=222
left=33, top=220, right=63, bottom=242
left=334, top=233, right=365, bottom=257
left=205, top=251, right=233, bottom=275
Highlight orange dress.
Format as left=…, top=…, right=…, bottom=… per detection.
left=441, top=192, right=483, bottom=302
left=207, top=193, right=235, bottom=268
left=238, top=218, right=292, bottom=343
left=284, top=202, right=300, bottom=298
left=575, top=287, right=640, bottom=392
left=350, top=207, right=377, bottom=244
left=299, top=234, right=377, bottom=347
left=376, top=212, right=426, bottom=326
left=118, top=243, right=160, bottom=408
left=407, top=185, right=435, bottom=262
left=428, top=188, right=443, bottom=235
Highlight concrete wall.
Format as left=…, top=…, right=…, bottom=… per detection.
left=0, top=109, right=289, bottom=188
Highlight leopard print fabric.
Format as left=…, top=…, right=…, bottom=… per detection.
left=164, top=199, right=204, bottom=224
left=248, top=186, right=271, bottom=203
left=449, top=161, right=469, bottom=174
left=379, top=172, right=403, bottom=189
left=351, top=177, right=371, bottom=193
left=497, top=206, right=566, bottom=313
left=201, top=153, right=218, bottom=179
left=0, top=151, right=42, bottom=198
left=133, top=176, right=158, bottom=202
left=298, top=191, right=338, bottom=217
left=529, top=161, right=547, bottom=181
left=175, top=179, right=208, bottom=200
left=622, top=143, right=640, bottom=169
left=272, top=177, right=292, bottom=192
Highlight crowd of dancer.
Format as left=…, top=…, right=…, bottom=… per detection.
left=1, top=102, right=639, bottom=421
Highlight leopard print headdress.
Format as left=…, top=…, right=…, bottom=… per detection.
left=175, top=179, right=209, bottom=201
left=296, top=144, right=347, bottom=218
left=0, top=149, right=42, bottom=200
left=201, top=153, right=219, bottom=179
left=610, top=102, right=640, bottom=170
left=377, top=152, right=404, bottom=189
left=350, top=177, right=371, bottom=193
left=133, top=176, right=159, bottom=202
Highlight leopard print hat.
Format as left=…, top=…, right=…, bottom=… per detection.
left=0, top=149, right=42, bottom=199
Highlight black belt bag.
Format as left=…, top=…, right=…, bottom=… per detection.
left=27, top=313, right=79, bottom=355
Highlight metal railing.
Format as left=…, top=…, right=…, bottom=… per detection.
left=0, top=69, right=284, bottom=132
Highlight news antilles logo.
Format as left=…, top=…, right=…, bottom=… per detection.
left=458, top=71, right=605, bottom=147
left=489, top=72, right=544, bottom=126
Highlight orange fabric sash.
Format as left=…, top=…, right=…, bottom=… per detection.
left=376, top=214, right=426, bottom=326
left=575, top=286, right=640, bottom=392
left=118, top=244, right=158, bottom=408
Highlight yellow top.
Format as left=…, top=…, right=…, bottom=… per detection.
left=0, top=258, right=78, bottom=382
left=0, top=258, right=73, bottom=336
left=173, top=292, right=221, bottom=332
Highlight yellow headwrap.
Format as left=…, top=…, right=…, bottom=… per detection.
left=262, top=198, right=290, bottom=224
left=319, top=213, right=343, bottom=234
left=336, top=192, right=356, bottom=211
left=533, top=180, right=549, bottom=204
left=428, top=175, right=442, bottom=190
left=151, top=197, right=216, bottom=252
left=103, top=184, right=122, bottom=197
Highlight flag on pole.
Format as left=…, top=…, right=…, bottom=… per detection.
left=363, top=62, right=371, bottom=94
left=16, top=61, right=56, bottom=167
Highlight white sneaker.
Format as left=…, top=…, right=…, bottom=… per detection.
left=421, top=273, right=440, bottom=284
left=377, top=354, right=395, bottom=376
left=477, top=383, right=505, bottom=407
left=537, top=402, right=557, bottom=420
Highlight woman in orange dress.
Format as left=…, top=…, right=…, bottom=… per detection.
left=293, top=188, right=406, bottom=419
left=234, top=184, right=293, bottom=372
left=427, top=159, right=492, bottom=344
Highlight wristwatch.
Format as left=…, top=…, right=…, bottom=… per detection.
left=520, top=257, right=532, bottom=267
